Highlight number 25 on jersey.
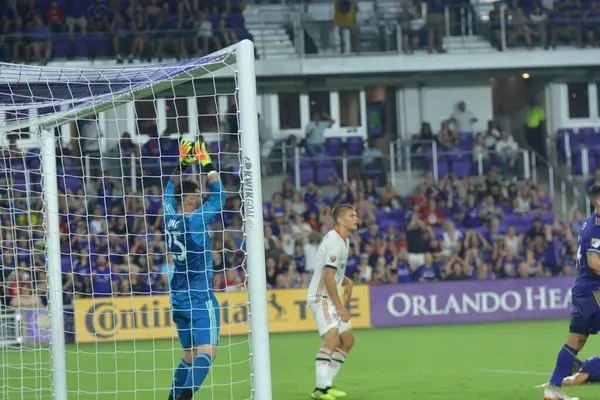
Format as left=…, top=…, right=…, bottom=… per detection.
left=166, top=230, right=186, bottom=262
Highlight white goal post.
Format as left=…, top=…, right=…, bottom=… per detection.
left=0, top=39, right=272, bottom=400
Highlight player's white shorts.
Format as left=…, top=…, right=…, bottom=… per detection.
left=309, top=299, right=352, bottom=337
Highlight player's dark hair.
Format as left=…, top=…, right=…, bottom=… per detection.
left=589, top=184, right=600, bottom=203
left=332, top=204, right=354, bottom=226
left=173, top=179, right=200, bottom=205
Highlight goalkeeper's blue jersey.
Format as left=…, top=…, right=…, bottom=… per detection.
left=163, top=179, right=226, bottom=299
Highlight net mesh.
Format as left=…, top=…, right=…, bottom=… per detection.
left=0, top=47, right=254, bottom=400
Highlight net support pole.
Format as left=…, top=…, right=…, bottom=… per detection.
left=41, top=128, right=68, bottom=400
left=237, top=39, right=273, bottom=400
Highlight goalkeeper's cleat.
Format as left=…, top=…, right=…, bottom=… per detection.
left=539, top=383, right=579, bottom=400
left=176, top=388, right=193, bottom=400
left=179, top=140, right=195, bottom=166
left=193, top=140, right=212, bottom=167
left=327, top=387, right=346, bottom=397
left=311, top=389, right=335, bottom=400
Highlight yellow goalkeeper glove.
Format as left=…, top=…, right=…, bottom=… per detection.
left=179, top=139, right=195, bottom=166
left=193, top=140, right=215, bottom=173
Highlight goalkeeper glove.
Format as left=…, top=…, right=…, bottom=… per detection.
left=179, top=139, right=196, bottom=167
left=193, top=140, right=215, bottom=173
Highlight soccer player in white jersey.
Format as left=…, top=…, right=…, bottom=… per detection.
left=307, top=204, right=359, bottom=400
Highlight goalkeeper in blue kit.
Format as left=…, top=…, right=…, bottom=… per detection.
left=164, top=139, right=226, bottom=400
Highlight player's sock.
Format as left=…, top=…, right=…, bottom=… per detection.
left=326, top=348, right=347, bottom=388
left=170, top=359, right=192, bottom=399
left=550, top=344, right=579, bottom=387
left=183, top=353, right=212, bottom=393
left=316, top=347, right=333, bottom=391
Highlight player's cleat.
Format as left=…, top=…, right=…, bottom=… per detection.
left=326, top=387, right=346, bottom=397
left=311, top=389, right=335, bottom=400
left=176, top=388, right=193, bottom=400
left=538, top=383, right=579, bottom=400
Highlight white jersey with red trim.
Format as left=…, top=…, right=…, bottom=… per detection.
left=307, top=229, right=349, bottom=304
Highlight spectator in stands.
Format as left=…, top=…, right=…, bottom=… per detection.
left=87, top=0, right=110, bottom=33
left=426, top=0, right=445, bottom=53
left=473, top=135, right=491, bottom=172
left=65, top=0, right=88, bottom=57
left=398, top=2, right=423, bottom=54
left=450, top=101, right=478, bottom=133
left=112, top=11, right=135, bottom=63
left=305, top=110, right=334, bottom=155
left=583, top=2, right=600, bottom=47
left=436, top=120, right=459, bottom=149
left=334, top=0, right=358, bottom=53
left=259, top=114, right=275, bottom=176
left=174, top=12, right=197, bottom=60
left=549, top=0, right=582, bottom=49
left=132, top=12, right=150, bottom=61
left=513, top=7, right=534, bottom=48
left=125, top=0, right=144, bottom=24
left=489, top=1, right=508, bottom=50
left=529, top=4, right=548, bottom=49
left=22, top=0, right=41, bottom=30
left=1, top=0, right=23, bottom=62
left=196, top=12, right=213, bottom=55
left=495, top=131, right=520, bottom=176
left=214, top=17, right=237, bottom=49
left=28, top=14, right=52, bottom=65
left=145, top=0, right=167, bottom=61
left=45, top=0, right=66, bottom=33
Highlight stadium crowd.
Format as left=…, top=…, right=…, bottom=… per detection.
left=396, top=0, right=600, bottom=53
left=0, top=149, right=583, bottom=310
left=0, top=0, right=251, bottom=64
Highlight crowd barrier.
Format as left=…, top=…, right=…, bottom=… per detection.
left=18, top=278, right=573, bottom=344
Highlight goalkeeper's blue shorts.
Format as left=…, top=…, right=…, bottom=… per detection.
left=171, top=293, right=220, bottom=348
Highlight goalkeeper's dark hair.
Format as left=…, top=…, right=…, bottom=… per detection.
left=332, top=204, right=355, bottom=225
left=589, top=184, right=600, bottom=203
left=173, top=179, right=200, bottom=205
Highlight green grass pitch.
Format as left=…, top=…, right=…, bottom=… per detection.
left=4, top=319, right=600, bottom=400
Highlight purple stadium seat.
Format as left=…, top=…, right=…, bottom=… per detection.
left=325, top=138, right=343, bottom=157
left=452, top=159, right=471, bottom=179
left=73, top=37, right=89, bottom=57
left=300, top=166, right=315, bottom=185
left=166, top=14, right=179, bottom=28
left=226, top=13, right=245, bottom=29
left=556, top=129, right=575, bottom=160
left=52, top=36, right=69, bottom=58
left=503, top=213, right=520, bottom=225
left=316, top=166, right=337, bottom=184
left=346, top=136, right=364, bottom=156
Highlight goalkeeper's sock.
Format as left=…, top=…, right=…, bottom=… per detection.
left=315, top=347, right=332, bottom=391
left=549, top=344, right=579, bottom=387
left=169, top=358, right=191, bottom=399
left=325, top=348, right=347, bottom=388
left=182, top=353, right=212, bottom=393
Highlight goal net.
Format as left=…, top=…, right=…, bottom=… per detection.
left=0, top=40, right=271, bottom=400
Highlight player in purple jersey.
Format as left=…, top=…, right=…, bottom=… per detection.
left=537, top=356, right=600, bottom=388
left=541, top=184, right=600, bottom=400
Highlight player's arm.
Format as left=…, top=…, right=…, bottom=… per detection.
left=164, top=140, right=196, bottom=214
left=324, top=267, right=345, bottom=311
left=562, top=372, right=589, bottom=386
left=189, top=141, right=227, bottom=226
left=342, top=276, right=353, bottom=305
left=588, top=251, right=600, bottom=276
